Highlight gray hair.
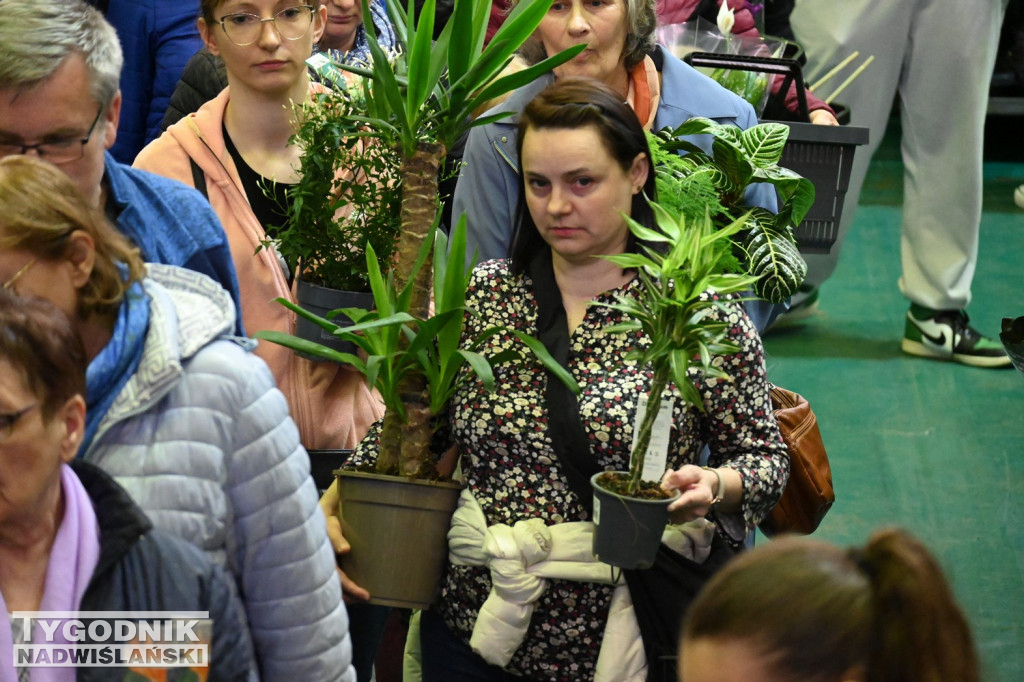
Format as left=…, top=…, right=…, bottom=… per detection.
left=516, top=0, right=658, bottom=71
left=0, top=0, right=123, bottom=108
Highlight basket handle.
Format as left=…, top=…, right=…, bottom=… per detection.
left=683, top=51, right=809, bottom=121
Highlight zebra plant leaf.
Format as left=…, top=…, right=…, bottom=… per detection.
left=647, top=117, right=813, bottom=301
left=711, top=136, right=754, bottom=202
left=744, top=210, right=808, bottom=303
left=740, top=123, right=789, bottom=168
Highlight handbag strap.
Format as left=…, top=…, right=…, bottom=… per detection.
left=526, top=250, right=601, bottom=515
left=526, top=251, right=727, bottom=682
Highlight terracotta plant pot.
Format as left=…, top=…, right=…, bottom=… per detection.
left=590, top=472, right=679, bottom=570
left=336, top=470, right=462, bottom=609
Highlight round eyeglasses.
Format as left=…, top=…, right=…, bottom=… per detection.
left=217, top=5, right=316, bottom=47
left=0, top=107, right=104, bottom=165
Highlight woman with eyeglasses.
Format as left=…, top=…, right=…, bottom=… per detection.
left=135, top=0, right=384, bottom=455
left=159, top=0, right=397, bottom=130
left=0, top=156, right=355, bottom=681
left=0, top=286, right=255, bottom=681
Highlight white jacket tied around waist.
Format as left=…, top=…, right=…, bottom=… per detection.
left=82, top=264, right=354, bottom=682
left=448, top=487, right=718, bottom=682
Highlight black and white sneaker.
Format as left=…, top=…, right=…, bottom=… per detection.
left=902, top=308, right=1012, bottom=368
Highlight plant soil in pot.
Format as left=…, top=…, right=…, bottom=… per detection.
left=335, top=470, right=463, bottom=609
left=294, top=279, right=373, bottom=359
left=591, top=471, right=679, bottom=570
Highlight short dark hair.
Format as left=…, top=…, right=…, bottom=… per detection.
left=0, top=288, right=87, bottom=420
left=200, top=0, right=225, bottom=23
left=509, top=77, right=657, bottom=274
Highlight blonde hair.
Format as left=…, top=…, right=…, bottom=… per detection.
left=0, top=156, right=145, bottom=319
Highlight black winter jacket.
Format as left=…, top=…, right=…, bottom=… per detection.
left=160, top=49, right=228, bottom=133
left=71, top=460, right=254, bottom=681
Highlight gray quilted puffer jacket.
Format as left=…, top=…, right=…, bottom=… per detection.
left=82, top=263, right=355, bottom=682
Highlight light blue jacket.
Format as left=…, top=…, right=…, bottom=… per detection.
left=82, top=264, right=355, bottom=682
left=452, top=45, right=782, bottom=330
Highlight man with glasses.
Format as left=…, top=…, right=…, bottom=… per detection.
left=0, top=0, right=243, bottom=334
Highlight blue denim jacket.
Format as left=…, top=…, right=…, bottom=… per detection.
left=103, top=152, right=244, bottom=335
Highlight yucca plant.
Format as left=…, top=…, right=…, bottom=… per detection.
left=291, top=0, right=584, bottom=477
left=599, top=201, right=758, bottom=497
left=648, top=117, right=814, bottom=303
left=256, top=220, right=577, bottom=477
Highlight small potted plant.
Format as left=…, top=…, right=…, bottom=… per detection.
left=589, top=201, right=757, bottom=570
left=261, top=80, right=403, bottom=356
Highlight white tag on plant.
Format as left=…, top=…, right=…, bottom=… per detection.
left=632, top=394, right=674, bottom=482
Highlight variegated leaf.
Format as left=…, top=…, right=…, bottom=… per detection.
left=743, top=219, right=808, bottom=303
left=740, top=123, right=789, bottom=168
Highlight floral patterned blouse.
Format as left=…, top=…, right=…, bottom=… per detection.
left=348, top=259, right=788, bottom=681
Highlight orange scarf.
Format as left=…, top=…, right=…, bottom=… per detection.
left=625, top=56, right=660, bottom=130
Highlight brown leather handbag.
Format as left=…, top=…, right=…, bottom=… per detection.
left=759, top=384, right=835, bottom=536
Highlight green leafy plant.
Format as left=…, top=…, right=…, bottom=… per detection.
left=648, top=117, right=814, bottom=303
left=287, top=0, right=584, bottom=478
left=598, top=201, right=758, bottom=496
left=261, top=83, right=402, bottom=291
left=256, top=220, right=577, bottom=477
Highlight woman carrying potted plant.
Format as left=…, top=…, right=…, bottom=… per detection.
left=452, top=0, right=786, bottom=331
left=342, top=78, right=789, bottom=682
left=134, top=0, right=384, bottom=452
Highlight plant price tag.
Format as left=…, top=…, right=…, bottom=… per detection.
left=632, top=394, right=674, bottom=482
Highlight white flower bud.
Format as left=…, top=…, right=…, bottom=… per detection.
left=717, top=0, right=735, bottom=37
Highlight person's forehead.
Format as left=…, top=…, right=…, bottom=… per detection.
left=216, top=0, right=302, bottom=13
left=0, top=60, right=96, bottom=133
left=0, top=54, right=95, bottom=107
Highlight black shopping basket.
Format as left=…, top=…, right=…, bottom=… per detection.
left=684, top=52, right=870, bottom=254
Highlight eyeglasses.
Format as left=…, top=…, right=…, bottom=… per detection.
left=0, top=107, right=104, bottom=165
left=0, top=404, right=37, bottom=441
left=217, top=5, right=316, bottom=47
left=2, top=258, right=36, bottom=291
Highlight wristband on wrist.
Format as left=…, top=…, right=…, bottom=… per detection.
left=702, top=466, right=724, bottom=506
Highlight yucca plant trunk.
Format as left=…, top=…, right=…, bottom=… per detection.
left=628, top=366, right=670, bottom=496
left=376, top=141, right=445, bottom=479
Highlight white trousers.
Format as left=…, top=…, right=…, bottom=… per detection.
left=790, top=0, right=1008, bottom=310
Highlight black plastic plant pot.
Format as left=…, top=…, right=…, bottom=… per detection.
left=294, top=279, right=374, bottom=361
left=590, top=472, right=679, bottom=570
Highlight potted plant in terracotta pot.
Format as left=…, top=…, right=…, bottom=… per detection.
left=255, top=0, right=584, bottom=608
left=589, top=201, right=757, bottom=570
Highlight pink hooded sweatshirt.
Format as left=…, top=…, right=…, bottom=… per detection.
left=134, top=87, right=384, bottom=451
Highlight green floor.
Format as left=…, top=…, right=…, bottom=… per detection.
left=761, top=118, right=1024, bottom=681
